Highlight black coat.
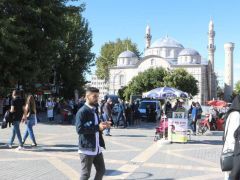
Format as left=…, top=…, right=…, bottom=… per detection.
left=75, top=104, right=105, bottom=152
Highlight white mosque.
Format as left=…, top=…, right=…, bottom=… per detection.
left=108, top=20, right=218, bottom=104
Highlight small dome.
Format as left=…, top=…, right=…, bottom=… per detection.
left=118, top=50, right=137, bottom=58
left=178, top=48, right=200, bottom=56
left=151, top=36, right=184, bottom=48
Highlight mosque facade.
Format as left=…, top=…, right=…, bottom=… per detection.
left=108, top=20, right=217, bottom=104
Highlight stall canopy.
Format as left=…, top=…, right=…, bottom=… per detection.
left=207, top=100, right=227, bottom=108
left=142, top=87, right=189, bottom=99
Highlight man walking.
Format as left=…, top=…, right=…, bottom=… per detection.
left=116, top=98, right=126, bottom=128
left=102, top=98, right=113, bottom=136
left=76, top=87, right=111, bottom=180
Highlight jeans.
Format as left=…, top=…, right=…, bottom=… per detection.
left=23, top=115, right=37, bottom=145
left=191, top=119, right=197, bottom=133
left=116, top=112, right=126, bottom=127
left=80, top=153, right=105, bottom=180
left=102, top=114, right=110, bottom=135
left=9, top=121, right=23, bottom=146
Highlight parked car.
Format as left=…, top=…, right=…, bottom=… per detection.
left=138, top=99, right=161, bottom=121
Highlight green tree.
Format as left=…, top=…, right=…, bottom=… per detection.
left=0, top=1, right=94, bottom=97
left=235, top=80, right=240, bottom=94
left=118, top=86, right=127, bottom=100
left=123, top=68, right=168, bottom=100
left=216, top=86, right=224, bottom=100
left=96, top=38, right=140, bottom=79
left=57, top=5, right=94, bottom=98
left=123, top=68, right=198, bottom=100
left=163, top=68, right=199, bottom=96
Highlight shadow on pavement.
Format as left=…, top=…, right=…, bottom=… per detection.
left=113, top=134, right=150, bottom=138
left=105, top=169, right=124, bottom=176
left=26, top=144, right=78, bottom=152
left=188, top=139, right=223, bottom=145
left=0, top=143, right=10, bottom=149
left=105, top=170, right=154, bottom=179
left=124, top=172, right=154, bottom=180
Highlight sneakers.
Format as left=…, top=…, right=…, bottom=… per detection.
left=16, top=146, right=25, bottom=151
left=31, top=143, right=37, bottom=147
left=8, top=144, right=12, bottom=149
left=105, top=134, right=112, bottom=136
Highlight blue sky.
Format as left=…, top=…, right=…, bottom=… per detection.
left=73, top=0, right=240, bottom=85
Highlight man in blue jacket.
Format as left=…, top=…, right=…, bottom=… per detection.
left=76, top=87, right=111, bottom=180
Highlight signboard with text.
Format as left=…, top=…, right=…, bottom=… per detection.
left=168, top=112, right=188, bottom=143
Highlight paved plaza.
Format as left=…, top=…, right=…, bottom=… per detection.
left=0, top=116, right=225, bottom=180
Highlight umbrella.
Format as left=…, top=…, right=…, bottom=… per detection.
left=207, top=100, right=227, bottom=108
left=142, top=87, right=189, bottom=99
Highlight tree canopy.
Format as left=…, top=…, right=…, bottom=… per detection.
left=235, top=80, right=240, bottom=94
left=95, top=38, right=140, bottom=80
left=122, top=68, right=199, bottom=100
left=163, top=68, right=199, bottom=96
left=0, top=0, right=94, bottom=97
left=123, top=68, right=168, bottom=100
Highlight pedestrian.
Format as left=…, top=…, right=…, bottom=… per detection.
left=196, top=102, right=203, bottom=133
left=116, top=98, right=126, bottom=128
left=190, top=102, right=198, bottom=135
left=3, top=94, right=11, bottom=115
left=8, top=90, right=25, bottom=150
left=125, top=103, right=131, bottom=127
left=102, top=98, right=113, bottom=136
left=22, top=95, right=37, bottom=147
left=46, top=98, right=55, bottom=121
left=99, top=99, right=106, bottom=121
left=75, top=87, right=110, bottom=180
left=132, top=101, right=140, bottom=125
left=166, top=101, right=172, bottom=117
left=222, top=95, right=240, bottom=180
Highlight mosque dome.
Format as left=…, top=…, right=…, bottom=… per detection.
left=151, top=36, right=184, bottom=48
left=177, top=48, right=201, bottom=64
left=178, top=48, right=200, bottom=56
left=118, top=50, right=137, bottom=58
left=117, top=50, right=138, bottom=66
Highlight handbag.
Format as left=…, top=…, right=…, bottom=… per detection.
left=1, top=121, right=7, bottom=129
left=220, top=149, right=234, bottom=171
left=220, top=118, right=234, bottom=171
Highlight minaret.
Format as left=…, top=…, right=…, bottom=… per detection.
left=224, top=42, right=234, bottom=102
left=145, top=25, right=152, bottom=49
left=207, top=19, right=216, bottom=100
left=208, top=19, right=216, bottom=70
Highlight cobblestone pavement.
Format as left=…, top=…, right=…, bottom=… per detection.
left=0, top=115, right=224, bottom=180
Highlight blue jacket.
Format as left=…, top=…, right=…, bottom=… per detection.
left=75, top=105, right=105, bottom=151
left=191, top=107, right=198, bottom=120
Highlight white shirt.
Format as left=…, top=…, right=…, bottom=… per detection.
left=78, top=103, right=102, bottom=155
left=223, top=111, right=240, bottom=152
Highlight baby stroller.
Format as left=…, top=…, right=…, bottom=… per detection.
left=154, top=115, right=168, bottom=141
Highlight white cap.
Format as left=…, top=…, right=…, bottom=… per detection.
left=209, top=19, right=214, bottom=31
left=146, top=25, right=150, bottom=34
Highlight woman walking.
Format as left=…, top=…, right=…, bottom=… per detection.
left=22, top=95, right=37, bottom=146
left=8, top=90, right=25, bottom=150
